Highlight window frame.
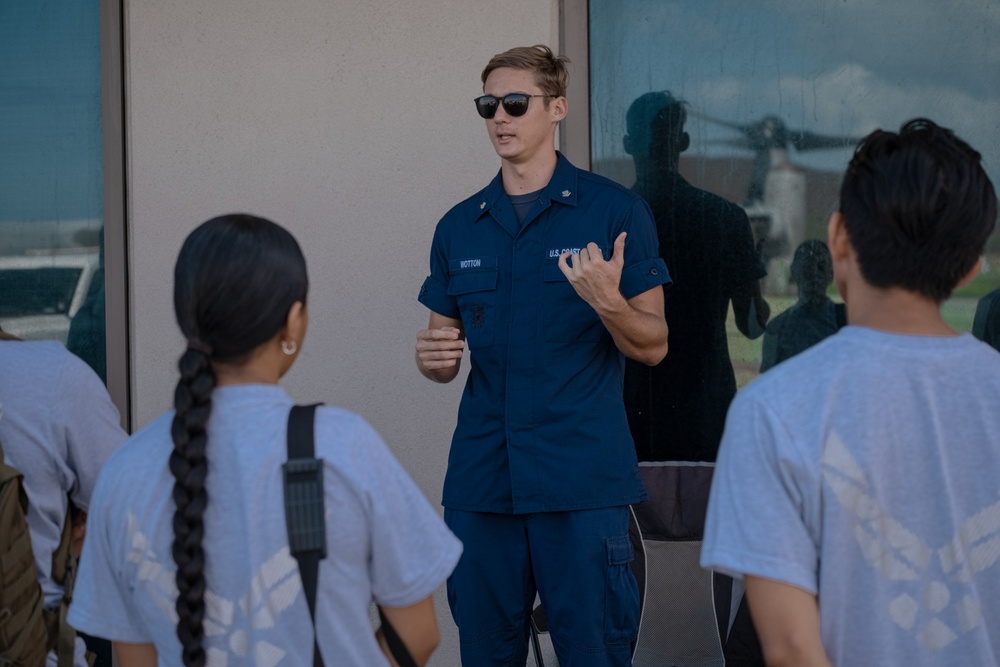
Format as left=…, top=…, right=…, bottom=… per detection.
left=559, top=0, right=591, bottom=170
left=100, top=0, right=130, bottom=429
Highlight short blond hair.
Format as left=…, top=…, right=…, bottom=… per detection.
left=481, top=45, right=569, bottom=99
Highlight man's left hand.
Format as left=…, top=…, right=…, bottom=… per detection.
left=557, top=231, right=628, bottom=314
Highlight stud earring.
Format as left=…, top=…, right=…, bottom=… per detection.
left=281, top=340, right=297, bottom=356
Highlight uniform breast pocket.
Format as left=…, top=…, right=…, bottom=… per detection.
left=542, top=260, right=606, bottom=343
left=448, top=261, right=499, bottom=350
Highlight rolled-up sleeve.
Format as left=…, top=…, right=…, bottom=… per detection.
left=618, top=198, right=670, bottom=299
left=417, top=222, right=460, bottom=318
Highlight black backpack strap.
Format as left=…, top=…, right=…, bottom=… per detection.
left=284, top=404, right=417, bottom=667
left=378, top=607, right=419, bottom=667
left=284, top=404, right=325, bottom=667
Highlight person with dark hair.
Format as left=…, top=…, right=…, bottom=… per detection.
left=69, top=214, right=462, bottom=666
left=702, top=119, right=1000, bottom=666
left=972, top=286, right=1000, bottom=352
left=759, top=240, right=846, bottom=372
left=623, top=91, right=769, bottom=464
left=415, top=46, right=669, bottom=665
left=0, top=330, right=126, bottom=667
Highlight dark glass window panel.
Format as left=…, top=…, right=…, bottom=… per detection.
left=0, top=267, right=86, bottom=317
left=590, top=1, right=1000, bottom=467
left=0, top=1, right=107, bottom=381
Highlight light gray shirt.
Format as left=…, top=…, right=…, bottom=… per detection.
left=0, top=340, right=126, bottom=607
left=69, top=384, right=462, bottom=666
left=0, top=340, right=126, bottom=667
left=702, top=327, right=1000, bottom=666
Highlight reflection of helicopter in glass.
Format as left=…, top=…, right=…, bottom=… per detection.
left=691, top=112, right=860, bottom=271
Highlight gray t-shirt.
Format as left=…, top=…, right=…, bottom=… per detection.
left=0, top=340, right=126, bottom=667
left=0, top=340, right=126, bottom=606
left=68, top=384, right=462, bottom=666
left=702, top=326, right=1000, bottom=665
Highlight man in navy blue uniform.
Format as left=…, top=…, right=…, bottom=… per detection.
left=415, top=45, right=670, bottom=665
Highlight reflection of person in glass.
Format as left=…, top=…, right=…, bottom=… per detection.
left=623, top=91, right=770, bottom=463
left=67, top=228, right=107, bottom=383
left=972, top=286, right=1000, bottom=352
left=760, top=240, right=847, bottom=372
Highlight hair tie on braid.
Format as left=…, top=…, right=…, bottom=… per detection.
left=187, top=338, right=213, bottom=356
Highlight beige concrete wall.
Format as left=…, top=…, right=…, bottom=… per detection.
left=125, top=0, right=558, bottom=662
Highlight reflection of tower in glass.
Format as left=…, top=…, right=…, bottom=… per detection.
left=754, top=156, right=807, bottom=292
left=692, top=111, right=859, bottom=291
left=764, top=155, right=806, bottom=255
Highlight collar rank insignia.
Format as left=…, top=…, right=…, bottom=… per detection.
left=561, top=190, right=571, bottom=197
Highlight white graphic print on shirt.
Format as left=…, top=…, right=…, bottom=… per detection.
left=822, top=433, right=1000, bottom=652
left=124, top=513, right=303, bottom=666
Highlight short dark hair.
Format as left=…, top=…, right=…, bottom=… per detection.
left=790, top=240, right=834, bottom=303
left=481, top=45, right=569, bottom=99
left=839, top=118, right=997, bottom=302
left=626, top=91, right=687, bottom=156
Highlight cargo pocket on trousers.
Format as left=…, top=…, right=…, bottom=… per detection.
left=604, top=534, right=639, bottom=645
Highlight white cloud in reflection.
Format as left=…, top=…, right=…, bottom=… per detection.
left=591, top=0, right=1000, bottom=179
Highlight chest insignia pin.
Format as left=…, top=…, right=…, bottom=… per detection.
left=561, top=190, right=571, bottom=197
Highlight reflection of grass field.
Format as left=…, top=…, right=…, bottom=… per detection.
left=955, top=253, right=1000, bottom=298
left=727, top=296, right=789, bottom=389
left=728, top=291, right=986, bottom=389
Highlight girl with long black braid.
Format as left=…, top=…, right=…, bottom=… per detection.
left=68, top=214, right=462, bottom=666
left=168, top=215, right=309, bottom=667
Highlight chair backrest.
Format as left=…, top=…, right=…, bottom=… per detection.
left=631, top=462, right=725, bottom=667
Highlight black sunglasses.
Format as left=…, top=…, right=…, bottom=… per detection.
left=474, top=93, right=555, bottom=119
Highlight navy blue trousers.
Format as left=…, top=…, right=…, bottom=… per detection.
left=445, top=507, right=639, bottom=666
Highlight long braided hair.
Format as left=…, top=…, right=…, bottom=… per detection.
left=170, top=214, right=308, bottom=666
